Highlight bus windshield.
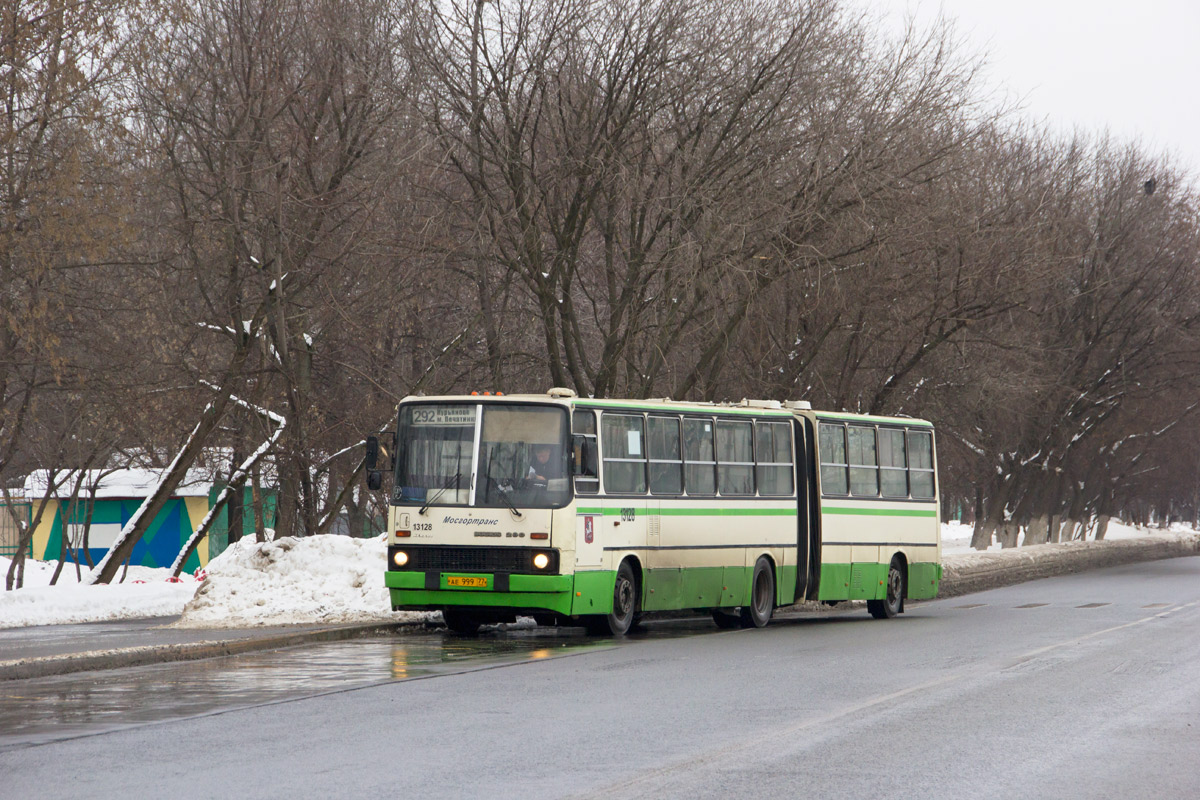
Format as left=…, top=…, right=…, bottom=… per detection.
left=394, top=403, right=570, bottom=509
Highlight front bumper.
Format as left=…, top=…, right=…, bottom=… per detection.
left=385, top=570, right=575, bottom=615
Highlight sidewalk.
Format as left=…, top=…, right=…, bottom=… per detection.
left=0, top=618, right=405, bottom=681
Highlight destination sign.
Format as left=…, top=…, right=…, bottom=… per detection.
left=409, top=406, right=477, bottom=426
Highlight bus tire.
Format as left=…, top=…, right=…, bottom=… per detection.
left=739, top=557, right=774, bottom=628
left=868, top=558, right=905, bottom=619
left=587, top=560, right=638, bottom=636
left=442, top=608, right=482, bottom=635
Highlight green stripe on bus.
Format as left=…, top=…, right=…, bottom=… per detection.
left=822, top=506, right=938, bottom=517
left=576, top=507, right=796, bottom=517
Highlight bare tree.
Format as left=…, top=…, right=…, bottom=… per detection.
left=0, top=0, right=139, bottom=519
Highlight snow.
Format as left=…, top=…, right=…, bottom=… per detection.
left=940, top=518, right=1198, bottom=554
left=23, top=467, right=214, bottom=499
left=0, top=535, right=424, bottom=630
left=0, top=558, right=198, bottom=629
left=2, top=522, right=1197, bottom=630
left=175, top=534, right=427, bottom=628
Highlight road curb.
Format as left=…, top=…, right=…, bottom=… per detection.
left=939, top=535, right=1200, bottom=597
left=0, top=621, right=406, bottom=682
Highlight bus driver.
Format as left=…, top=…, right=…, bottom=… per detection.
left=528, top=443, right=564, bottom=484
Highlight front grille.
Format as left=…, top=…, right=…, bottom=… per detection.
left=388, top=545, right=558, bottom=574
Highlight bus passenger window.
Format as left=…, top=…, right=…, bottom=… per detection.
left=716, top=420, right=754, bottom=496
left=848, top=426, right=879, bottom=496
left=908, top=429, right=935, bottom=499
left=601, top=414, right=647, bottom=494
left=819, top=423, right=848, bottom=495
left=648, top=416, right=683, bottom=495
left=755, top=421, right=793, bottom=496
left=683, top=418, right=716, bottom=495
left=879, top=428, right=908, bottom=497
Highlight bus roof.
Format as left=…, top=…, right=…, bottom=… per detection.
left=809, top=409, right=934, bottom=428
left=399, top=393, right=933, bottom=427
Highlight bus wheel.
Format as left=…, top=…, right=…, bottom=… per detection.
left=739, top=557, right=774, bottom=628
left=868, top=558, right=905, bottom=619
left=442, top=608, right=481, bottom=635
left=712, top=609, right=740, bottom=629
left=587, top=560, right=638, bottom=636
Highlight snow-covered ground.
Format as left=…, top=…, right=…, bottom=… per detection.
left=939, top=518, right=1197, bottom=554
left=0, top=559, right=199, bottom=629
left=2, top=522, right=1197, bottom=630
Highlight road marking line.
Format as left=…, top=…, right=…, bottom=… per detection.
left=1012, top=600, right=1197, bottom=664
left=576, top=601, right=1200, bottom=798
left=572, top=672, right=964, bottom=798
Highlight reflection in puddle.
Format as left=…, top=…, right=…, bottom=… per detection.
left=0, top=616, right=723, bottom=747
left=0, top=628, right=616, bottom=746
left=387, top=636, right=594, bottom=679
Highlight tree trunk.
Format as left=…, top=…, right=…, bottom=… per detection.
left=90, top=399, right=231, bottom=584
left=275, top=458, right=298, bottom=539
left=972, top=476, right=1012, bottom=550
left=172, top=403, right=286, bottom=576
left=1025, top=514, right=1049, bottom=546
left=74, top=494, right=96, bottom=581
left=227, top=443, right=245, bottom=546
left=4, top=476, right=64, bottom=591
left=50, top=472, right=90, bottom=586
left=252, top=467, right=266, bottom=542
left=999, top=522, right=1020, bottom=548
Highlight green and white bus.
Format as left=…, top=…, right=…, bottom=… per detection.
left=372, top=389, right=941, bottom=635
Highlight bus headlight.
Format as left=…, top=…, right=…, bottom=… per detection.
left=393, top=550, right=409, bottom=567
left=533, top=553, right=550, bottom=570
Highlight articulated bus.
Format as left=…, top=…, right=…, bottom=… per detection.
left=371, top=389, right=940, bottom=635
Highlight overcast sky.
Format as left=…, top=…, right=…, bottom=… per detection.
left=867, top=0, right=1200, bottom=175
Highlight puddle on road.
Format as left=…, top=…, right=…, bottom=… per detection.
left=0, top=619, right=711, bottom=747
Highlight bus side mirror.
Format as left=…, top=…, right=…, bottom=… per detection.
left=365, top=435, right=383, bottom=490
left=572, top=435, right=597, bottom=477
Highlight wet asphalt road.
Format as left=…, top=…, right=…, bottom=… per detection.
left=0, top=617, right=704, bottom=747
left=2, top=557, right=1199, bottom=799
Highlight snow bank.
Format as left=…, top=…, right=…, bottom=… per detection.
left=176, top=534, right=428, bottom=628
left=0, top=557, right=197, bottom=629
left=939, top=524, right=1200, bottom=597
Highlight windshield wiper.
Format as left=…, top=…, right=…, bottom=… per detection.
left=419, top=472, right=462, bottom=516
left=481, top=450, right=523, bottom=520
left=492, top=480, right=524, bottom=520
